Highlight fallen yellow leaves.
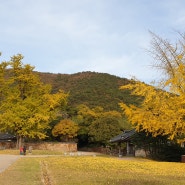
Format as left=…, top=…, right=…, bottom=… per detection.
left=0, top=156, right=185, bottom=184
left=44, top=156, right=185, bottom=185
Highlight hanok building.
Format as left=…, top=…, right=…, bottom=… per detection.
left=110, top=129, right=136, bottom=156
left=0, top=133, right=16, bottom=149
left=110, top=129, right=146, bottom=157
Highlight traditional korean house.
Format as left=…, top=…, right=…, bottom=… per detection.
left=110, top=129, right=136, bottom=156
left=0, top=133, right=16, bottom=149
left=0, top=133, right=16, bottom=141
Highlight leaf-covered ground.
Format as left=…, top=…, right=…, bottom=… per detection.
left=0, top=155, right=185, bottom=185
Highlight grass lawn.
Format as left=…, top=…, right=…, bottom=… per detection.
left=0, top=149, right=65, bottom=155
left=0, top=154, right=185, bottom=185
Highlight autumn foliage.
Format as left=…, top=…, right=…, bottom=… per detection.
left=52, top=119, right=79, bottom=141
left=120, top=32, right=185, bottom=143
left=0, top=54, right=68, bottom=148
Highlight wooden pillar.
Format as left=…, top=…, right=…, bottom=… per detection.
left=118, top=142, right=122, bottom=157
left=126, top=141, right=130, bottom=155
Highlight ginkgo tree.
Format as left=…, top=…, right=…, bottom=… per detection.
left=119, top=32, right=185, bottom=144
left=0, top=54, right=68, bottom=148
left=52, top=119, right=79, bottom=142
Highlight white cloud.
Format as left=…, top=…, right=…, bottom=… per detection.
left=0, top=0, right=185, bottom=84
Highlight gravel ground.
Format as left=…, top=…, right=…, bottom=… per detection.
left=0, top=155, right=20, bottom=173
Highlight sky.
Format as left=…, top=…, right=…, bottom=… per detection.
left=1, top=0, right=185, bottom=83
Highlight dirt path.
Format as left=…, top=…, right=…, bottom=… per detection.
left=0, top=155, right=20, bottom=173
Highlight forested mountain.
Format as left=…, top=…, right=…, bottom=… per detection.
left=37, top=71, right=141, bottom=111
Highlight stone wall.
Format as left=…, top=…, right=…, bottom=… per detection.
left=135, top=149, right=146, bottom=157
left=0, top=141, right=77, bottom=152
left=25, top=142, right=77, bottom=152
left=0, top=141, right=16, bottom=149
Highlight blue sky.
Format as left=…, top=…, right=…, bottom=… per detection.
left=1, top=0, right=185, bottom=83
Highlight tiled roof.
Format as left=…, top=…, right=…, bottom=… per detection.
left=110, top=129, right=136, bottom=143
left=0, top=133, right=16, bottom=141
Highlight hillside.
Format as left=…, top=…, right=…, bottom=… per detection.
left=37, top=71, right=141, bottom=111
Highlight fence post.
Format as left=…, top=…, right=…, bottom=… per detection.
left=181, top=155, right=185, bottom=163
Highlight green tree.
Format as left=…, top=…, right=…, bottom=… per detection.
left=88, top=111, right=123, bottom=145
left=0, top=54, right=68, bottom=148
left=74, top=104, right=128, bottom=146
left=119, top=32, right=185, bottom=144
left=74, top=104, right=103, bottom=146
left=52, top=119, right=79, bottom=141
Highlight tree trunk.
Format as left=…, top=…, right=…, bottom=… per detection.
left=16, top=135, right=23, bottom=149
